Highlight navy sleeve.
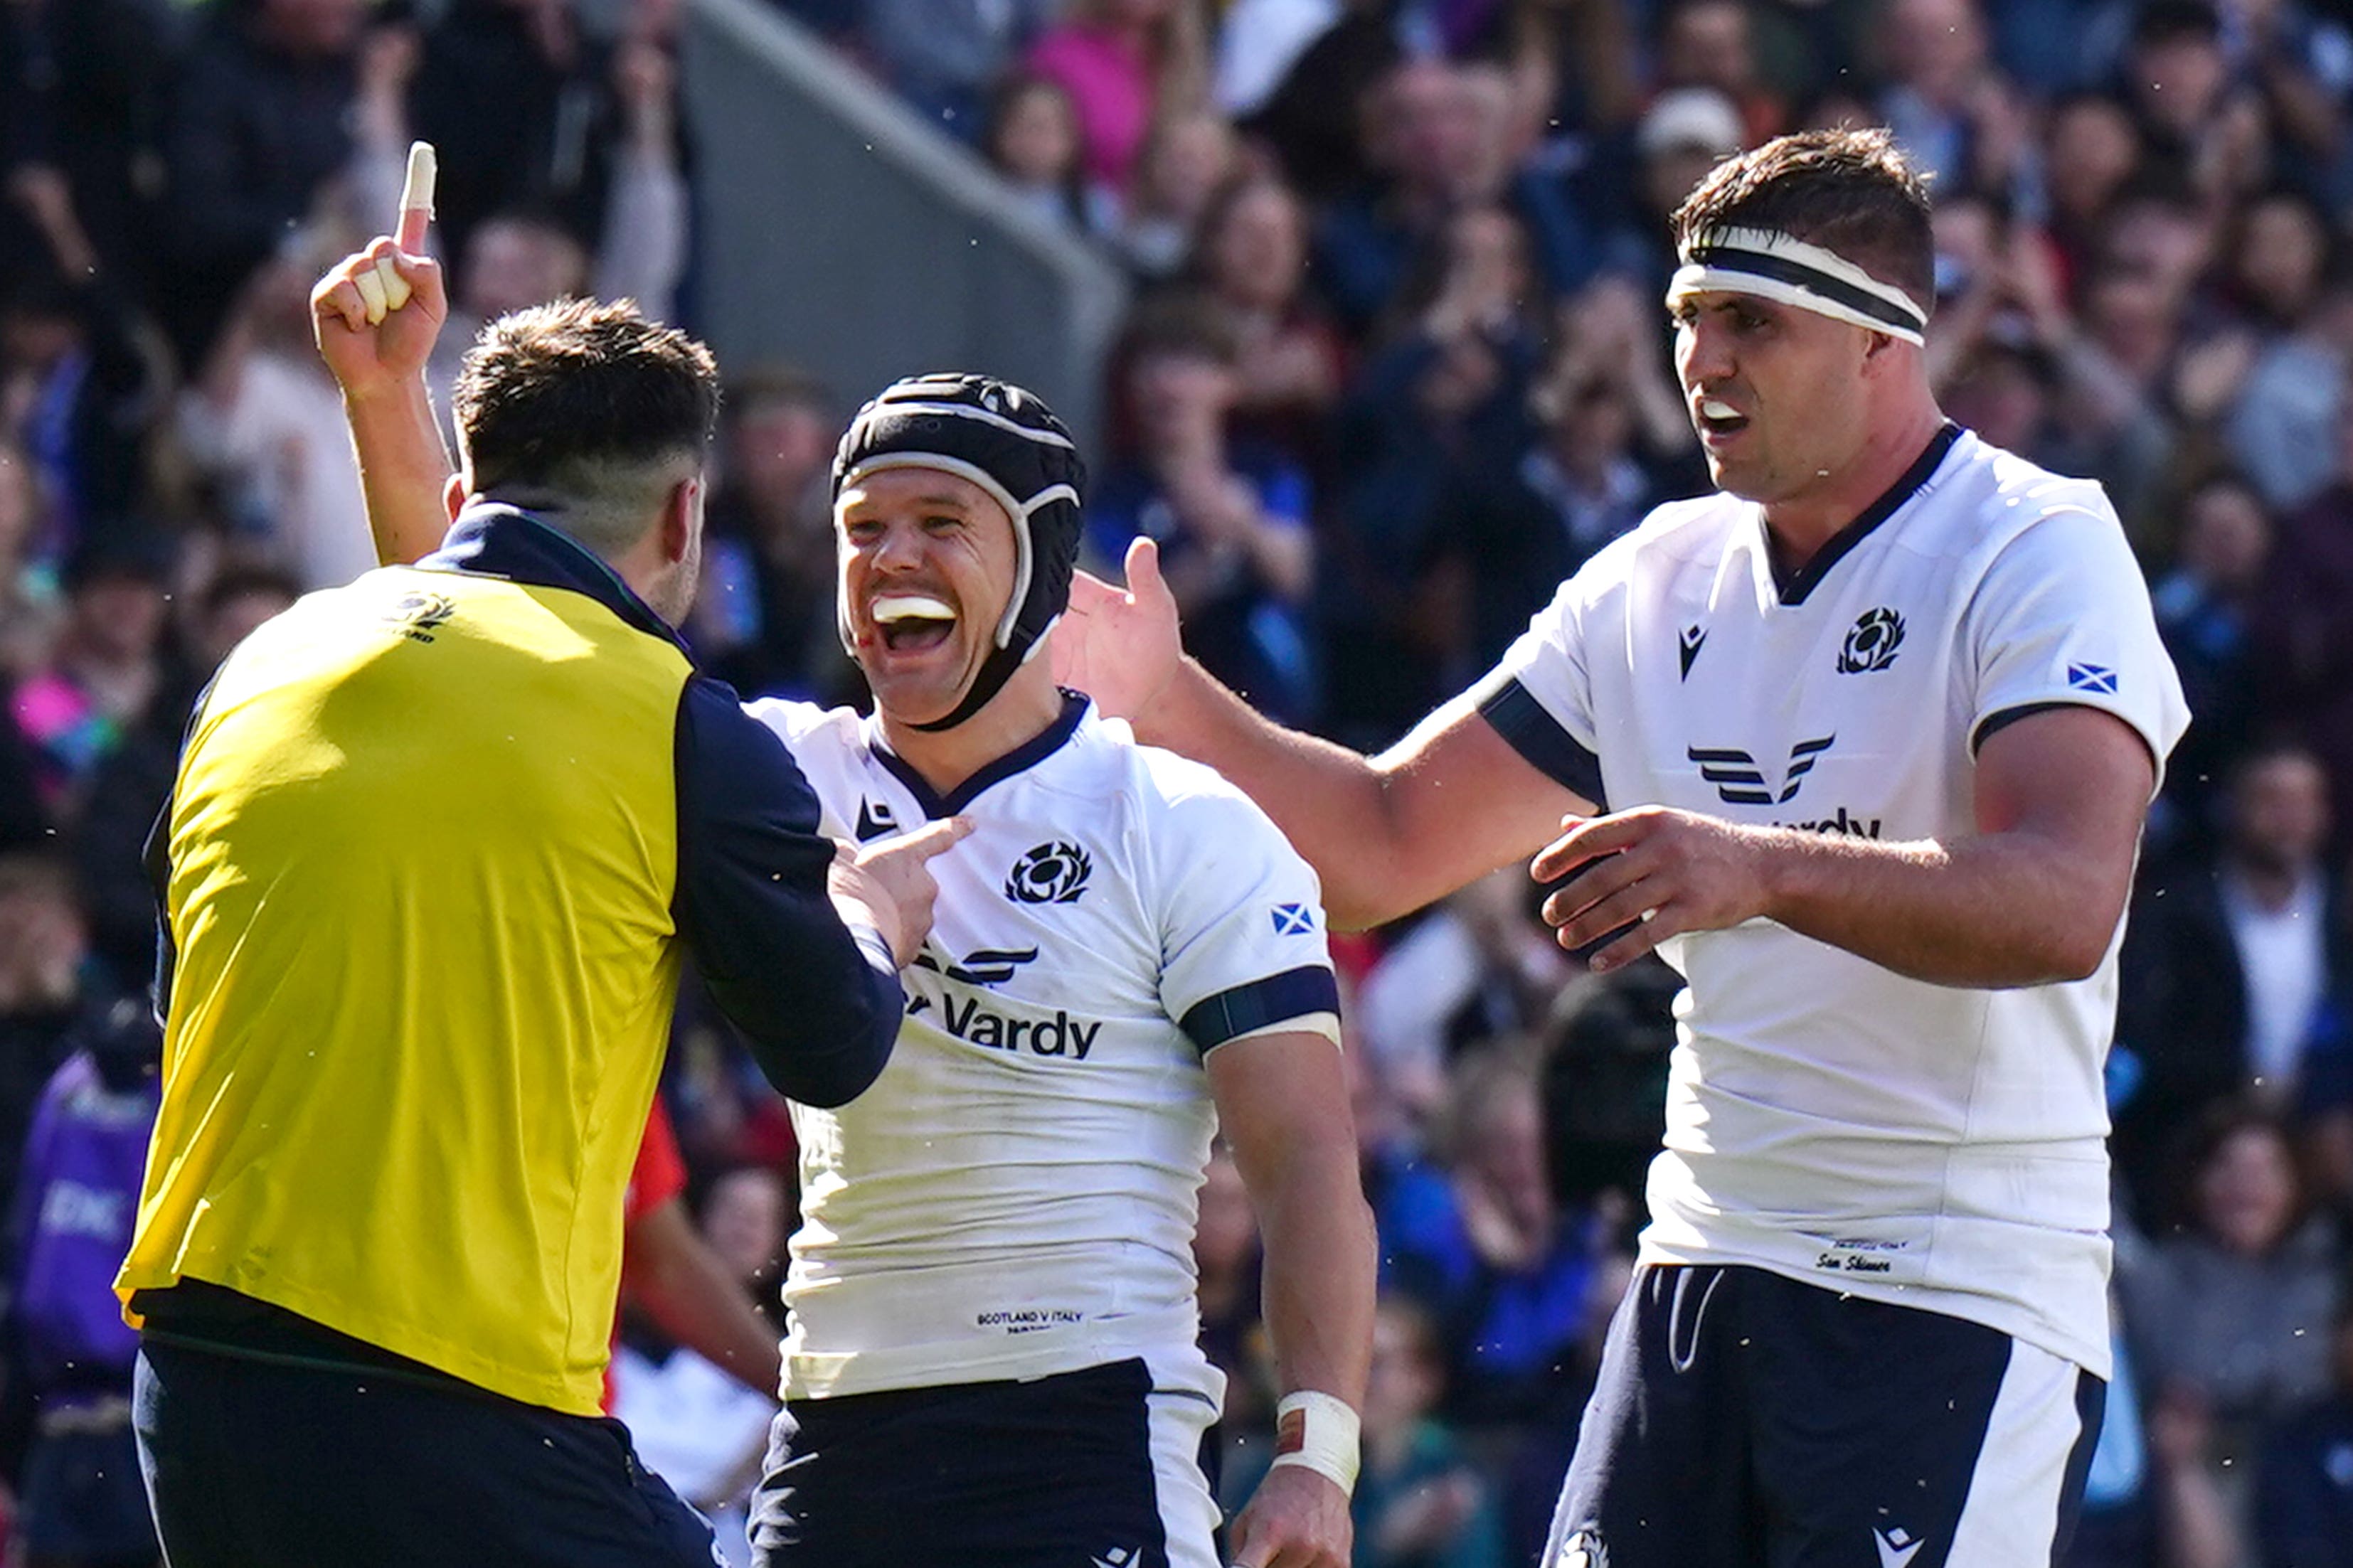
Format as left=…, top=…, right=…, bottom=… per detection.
left=672, top=676, right=903, bottom=1107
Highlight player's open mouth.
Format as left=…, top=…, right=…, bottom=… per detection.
left=1695, top=397, right=1750, bottom=438
left=871, top=593, right=957, bottom=654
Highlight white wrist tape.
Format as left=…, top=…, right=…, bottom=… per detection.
left=1268, top=1390, right=1360, bottom=1495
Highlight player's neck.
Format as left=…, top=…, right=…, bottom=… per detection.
left=1758, top=400, right=1950, bottom=573
left=876, top=663, right=1070, bottom=798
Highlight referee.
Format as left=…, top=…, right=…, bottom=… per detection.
left=119, top=286, right=958, bottom=1566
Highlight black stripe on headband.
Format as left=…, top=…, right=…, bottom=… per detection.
left=1687, top=244, right=1926, bottom=334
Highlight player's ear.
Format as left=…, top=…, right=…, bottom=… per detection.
left=658, top=475, right=702, bottom=567
left=442, top=474, right=467, bottom=523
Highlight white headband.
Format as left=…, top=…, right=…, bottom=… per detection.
left=1667, top=226, right=1928, bottom=346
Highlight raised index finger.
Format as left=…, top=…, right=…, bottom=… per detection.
left=395, top=141, right=436, bottom=252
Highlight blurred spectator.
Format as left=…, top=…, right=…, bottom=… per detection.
left=1090, top=297, right=1318, bottom=722
left=1349, top=1296, right=1509, bottom=1568
left=2042, top=90, right=2146, bottom=287
left=0, top=854, right=87, bottom=1227
left=0, top=0, right=185, bottom=294
left=612, top=1163, right=790, bottom=1568
left=1, top=997, right=161, bottom=1568
left=858, top=0, right=1059, bottom=137
left=2254, top=1291, right=2353, bottom=1568
left=0, top=440, right=60, bottom=684
left=1356, top=869, right=1567, bottom=1129
left=1871, top=0, right=2032, bottom=198
left=1313, top=58, right=1590, bottom=335
left=179, top=235, right=376, bottom=592
left=1109, top=105, right=1238, bottom=279
left=2124, top=1102, right=2343, bottom=1561
left=2118, top=0, right=2269, bottom=207
left=2151, top=470, right=2273, bottom=841
left=1211, top=0, right=1339, bottom=119
left=1323, top=199, right=1544, bottom=745
left=2182, top=190, right=2334, bottom=433
left=1445, top=275, right=1695, bottom=671
left=2251, top=395, right=2353, bottom=848
left=1021, top=0, right=1208, bottom=197
left=1193, top=1141, right=1269, bottom=1434
left=686, top=366, right=856, bottom=704
left=70, top=565, right=299, bottom=993
left=6, top=535, right=171, bottom=826
left=2118, top=745, right=2344, bottom=1217
left=1586, top=84, right=1745, bottom=304
left=982, top=74, right=1116, bottom=237
left=1655, top=0, right=1786, bottom=146
left=409, top=0, right=632, bottom=282
left=2226, top=267, right=2353, bottom=516
left=1378, top=1046, right=1597, bottom=1436
left=158, top=0, right=370, bottom=366
left=1185, top=171, right=1348, bottom=467
left=2, top=165, right=173, bottom=548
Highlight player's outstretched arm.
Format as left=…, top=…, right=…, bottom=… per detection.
left=1057, top=538, right=1588, bottom=929
left=1534, top=705, right=2156, bottom=984
left=620, top=1194, right=782, bottom=1397
left=313, top=143, right=456, bottom=567
left=1209, top=1030, right=1375, bottom=1568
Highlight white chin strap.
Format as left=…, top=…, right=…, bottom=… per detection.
left=1668, top=225, right=1928, bottom=346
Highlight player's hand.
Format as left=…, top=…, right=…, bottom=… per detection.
left=1053, top=535, right=1181, bottom=720
left=1531, top=806, right=1774, bottom=971
left=829, top=816, right=973, bottom=967
left=312, top=235, right=446, bottom=404
left=1227, top=1464, right=1351, bottom=1568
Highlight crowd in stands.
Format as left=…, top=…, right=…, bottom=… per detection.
left=1, top=0, right=2352, bottom=1563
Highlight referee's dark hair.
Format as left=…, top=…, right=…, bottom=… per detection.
left=1671, top=127, right=1937, bottom=326
left=452, top=299, right=722, bottom=555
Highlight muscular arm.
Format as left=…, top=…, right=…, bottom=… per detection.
left=1540, top=706, right=2158, bottom=986
left=620, top=1195, right=782, bottom=1397
left=1060, top=539, right=1593, bottom=930
left=1138, top=668, right=1589, bottom=931
left=1209, top=1028, right=1376, bottom=1568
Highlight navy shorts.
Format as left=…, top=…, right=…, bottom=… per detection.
left=748, top=1358, right=1221, bottom=1568
left=1544, top=1264, right=2104, bottom=1568
left=133, top=1338, right=721, bottom=1568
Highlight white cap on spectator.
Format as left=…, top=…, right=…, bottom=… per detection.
left=1637, top=87, right=1744, bottom=159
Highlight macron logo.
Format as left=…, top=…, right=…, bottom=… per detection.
left=1875, top=1527, right=1926, bottom=1568
left=1678, top=624, right=1707, bottom=680
left=2066, top=663, right=2118, bottom=694
left=1272, top=903, right=1316, bottom=936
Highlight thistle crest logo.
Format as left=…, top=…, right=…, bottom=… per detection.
left=1005, top=841, right=1092, bottom=905
left=380, top=590, right=457, bottom=643
left=1837, top=606, right=1905, bottom=673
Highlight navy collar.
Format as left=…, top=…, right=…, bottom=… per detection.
left=871, top=690, right=1090, bottom=817
left=419, top=503, right=689, bottom=655
left=1773, top=422, right=1962, bottom=607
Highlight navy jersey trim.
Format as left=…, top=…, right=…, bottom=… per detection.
left=1181, top=966, right=1342, bottom=1055
left=1776, top=422, right=1962, bottom=606
left=420, top=505, right=689, bottom=654
left=1970, top=700, right=2082, bottom=755
left=871, top=690, right=1089, bottom=818
left=1476, top=677, right=1608, bottom=809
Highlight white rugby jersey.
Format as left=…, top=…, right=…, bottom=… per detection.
left=1476, top=426, right=2187, bottom=1376
left=742, top=693, right=1340, bottom=1401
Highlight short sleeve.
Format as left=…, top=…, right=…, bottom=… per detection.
left=1154, top=786, right=1342, bottom=1055
left=1469, top=571, right=1608, bottom=809
left=1965, top=505, right=2190, bottom=790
